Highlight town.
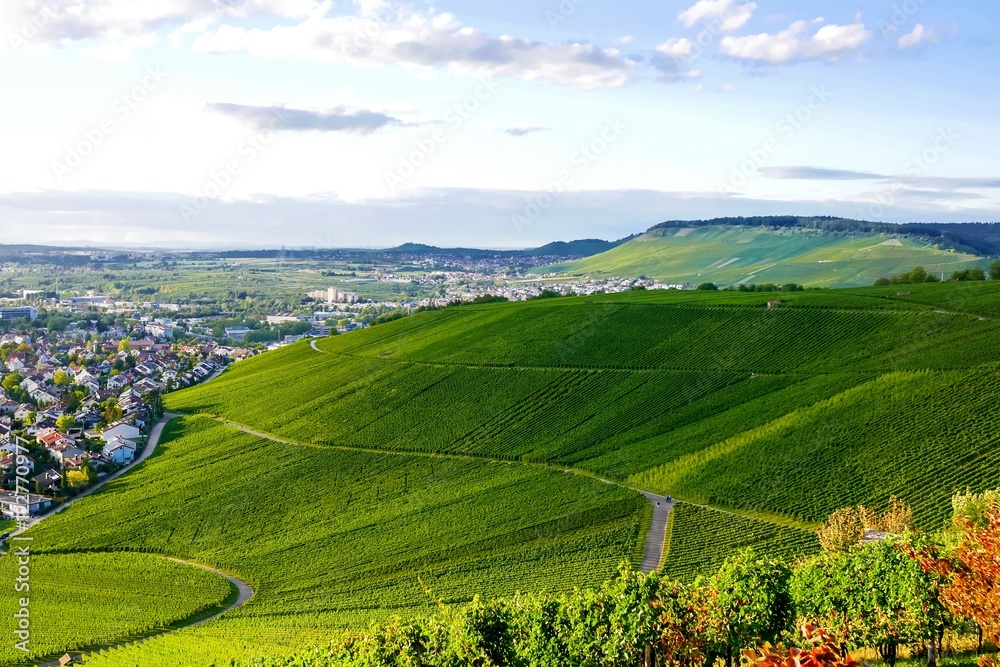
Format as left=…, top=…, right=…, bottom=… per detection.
left=0, top=303, right=249, bottom=525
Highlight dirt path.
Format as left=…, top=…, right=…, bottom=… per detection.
left=214, top=415, right=674, bottom=574
left=6, top=412, right=180, bottom=540
left=35, top=556, right=254, bottom=667
left=638, top=492, right=674, bottom=573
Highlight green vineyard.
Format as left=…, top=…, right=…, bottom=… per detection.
left=661, top=503, right=820, bottom=583
left=12, top=282, right=1000, bottom=665
left=24, top=416, right=646, bottom=666
left=0, top=553, right=232, bottom=666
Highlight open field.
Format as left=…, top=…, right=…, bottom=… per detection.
left=541, top=226, right=986, bottom=287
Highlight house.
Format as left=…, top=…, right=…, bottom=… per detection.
left=34, top=469, right=62, bottom=493
left=9, top=400, right=29, bottom=420
left=0, top=491, right=53, bottom=517
left=50, top=443, right=86, bottom=465
left=0, top=400, right=17, bottom=415
left=0, top=453, right=35, bottom=474
left=101, top=421, right=141, bottom=443
left=103, top=437, right=136, bottom=464
left=134, top=378, right=160, bottom=395
left=59, top=654, right=75, bottom=666
left=767, top=300, right=782, bottom=309
left=107, top=375, right=128, bottom=391
left=37, top=428, right=75, bottom=449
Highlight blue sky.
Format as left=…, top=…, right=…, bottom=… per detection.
left=1, top=0, right=997, bottom=248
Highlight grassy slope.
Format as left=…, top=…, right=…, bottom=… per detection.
left=541, top=227, right=984, bottom=287
left=166, top=291, right=1000, bottom=525
left=30, top=282, right=1000, bottom=665
left=27, top=416, right=646, bottom=666
left=0, top=553, right=231, bottom=666
left=662, top=503, right=820, bottom=584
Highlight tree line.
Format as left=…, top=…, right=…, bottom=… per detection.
left=245, top=492, right=1000, bottom=667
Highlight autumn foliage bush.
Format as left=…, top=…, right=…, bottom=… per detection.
left=742, top=625, right=861, bottom=667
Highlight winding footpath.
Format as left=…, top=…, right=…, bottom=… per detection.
left=36, top=556, right=254, bottom=667
left=2, top=369, right=256, bottom=667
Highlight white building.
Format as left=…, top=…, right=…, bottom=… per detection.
left=101, top=422, right=141, bottom=443
left=103, top=437, right=136, bottom=464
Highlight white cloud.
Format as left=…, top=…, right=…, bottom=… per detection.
left=191, top=8, right=641, bottom=89
left=719, top=19, right=872, bottom=64
left=678, top=0, right=757, bottom=31
left=897, top=24, right=931, bottom=49
left=655, top=38, right=694, bottom=58
left=0, top=0, right=325, bottom=55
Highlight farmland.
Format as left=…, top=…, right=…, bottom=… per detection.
left=24, top=417, right=647, bottom=666
left=542, top=226, right=985, bottom=288
left=13, top=281, right=1000, bottom=664
left=0, top=552, right=232, bottom=666
left=167, top=287, right=1000, bottom=529
left=662, top=503, right=820, bottom=583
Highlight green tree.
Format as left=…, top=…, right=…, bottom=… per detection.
left=55, top=415, right=77, bottom=432
left=705, top=549, right=793, bottom=667
left=696, top=283, right=718, bottom=291
left=118, top=337, right=131, bottom=353
left=908, top=267, right=929, bottom=284
left=990, top=261, right=1000, bottom=281
left=1, top=372, right=23, bottom=392
left=791, top=540, right=948, bottom=667
left=53, top=370, right=71, bottom=386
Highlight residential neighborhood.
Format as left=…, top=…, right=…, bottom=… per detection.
left=0, top=317, right=247, bottom=520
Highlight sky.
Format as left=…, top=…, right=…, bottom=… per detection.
left=1, top=0, right=998, bottom=249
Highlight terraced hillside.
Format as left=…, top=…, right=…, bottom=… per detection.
left=14, top=282, right=1000, bottom=666
left=542, top=226, right=985, bottom=287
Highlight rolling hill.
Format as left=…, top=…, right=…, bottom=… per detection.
left=541, top=224, right=986, bottom=287
left=13, top=281, right=1000, bottom=665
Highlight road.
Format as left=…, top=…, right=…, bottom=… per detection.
left=6, top=411, right=180, bottom=540
left=637, top=492, right=674, bottom=573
